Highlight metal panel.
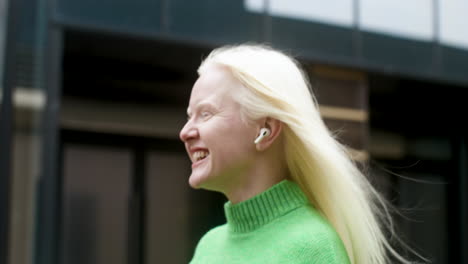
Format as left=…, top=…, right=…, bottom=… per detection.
left=361, top=31, right=434, bottom=76
left=440, top=46, right=468, bottom=85
left=2, top=0, right=52, bottom=264
left=0, top=0, right=7, bottom=80
left=0, top=0, right=16, bottom=262
left=56, top=0, right=162, bottom=35
left=34, top=26, right=64, bottom=264
left=271, top=17, right=354, bottom=59
left=168, top=0, right=263, bottom=43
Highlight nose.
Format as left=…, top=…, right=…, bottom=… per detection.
left=179, top=120, right=199, bottom=142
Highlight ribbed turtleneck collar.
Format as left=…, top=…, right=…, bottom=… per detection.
left=224, top=180, right=309, bottom=233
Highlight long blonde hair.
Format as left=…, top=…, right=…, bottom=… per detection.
left=198, top=44, right=415, bottom=264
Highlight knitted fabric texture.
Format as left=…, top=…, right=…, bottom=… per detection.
left=190, top=180, right=350, bottom=264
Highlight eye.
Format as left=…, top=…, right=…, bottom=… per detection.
left=201, top=111, right=212, bottom=119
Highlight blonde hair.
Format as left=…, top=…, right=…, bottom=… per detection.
left=197, top=44, right=415, bottom=264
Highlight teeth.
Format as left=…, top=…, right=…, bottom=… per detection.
left=192, top=151, right=209, bottom=161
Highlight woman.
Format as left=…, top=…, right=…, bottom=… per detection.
left=179, top=44, right=412, bottom=264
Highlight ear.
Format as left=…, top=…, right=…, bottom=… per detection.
left=255, top=117, right=282, bottom=151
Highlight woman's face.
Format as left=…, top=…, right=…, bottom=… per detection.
left=179, top=65, right=258, bottom=192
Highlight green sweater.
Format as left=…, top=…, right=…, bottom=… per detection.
left=190, top=180, right=351, bottom=264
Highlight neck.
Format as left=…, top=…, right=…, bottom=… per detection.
left=224, top=144, right=287, bottom=204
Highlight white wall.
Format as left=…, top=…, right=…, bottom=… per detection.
left=245, top=0, right=353, bottom=26
left=359, top=0, right=433, bottom=41
left=439, top=0, right=468, bottom=49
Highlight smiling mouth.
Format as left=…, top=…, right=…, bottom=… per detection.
left=192, top=150, right=209, bottom=163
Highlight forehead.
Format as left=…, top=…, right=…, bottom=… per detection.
left=188, top=65, right=239, bottom=108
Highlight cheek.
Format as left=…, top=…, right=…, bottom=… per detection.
left=218, top=126, right=256, bottom=159
left=200, top=115, right=256, bottom=158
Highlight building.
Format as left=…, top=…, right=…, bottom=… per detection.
left=1, top=0, right=467, bottom=263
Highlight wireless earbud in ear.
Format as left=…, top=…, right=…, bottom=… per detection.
left=254, top=128, right=271, bottom=144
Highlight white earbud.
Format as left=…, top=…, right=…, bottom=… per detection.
left=254, top=128, right=271, bottom=144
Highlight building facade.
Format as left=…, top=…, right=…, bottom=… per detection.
left=1, top=0, right=467, bottom=264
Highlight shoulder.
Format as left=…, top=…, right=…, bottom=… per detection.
left=275, top=205, right=351, bottom=263
left=191, top=224, right=228, bottom=256
left=198, top=223, right=228, bottom=242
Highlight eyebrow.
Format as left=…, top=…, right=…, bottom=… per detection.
left=187, top=102, right=216, bottom=117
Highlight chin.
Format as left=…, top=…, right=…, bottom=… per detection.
left=188, top=175, right=202, bottom=189
left=189, top=172, right=226, bottom=193
left=189, top=161, right=218, bottom=189
left=188, top=172, right=211, bottom=189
